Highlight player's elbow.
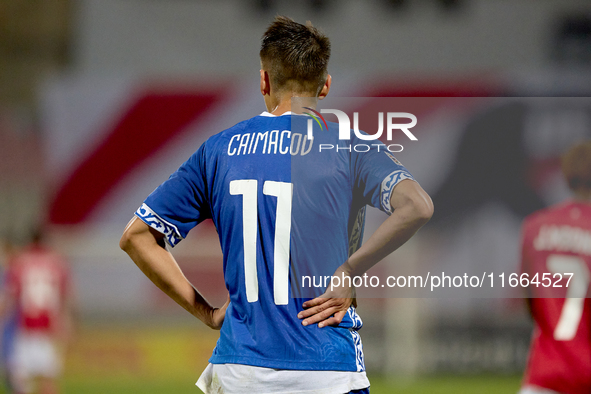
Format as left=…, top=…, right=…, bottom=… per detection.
left=119, top=225, right=142, bottom=253
left=119, top=230, right=134, bottom=252
left=391, top=180, right=433, bottom=226
left=120, top=218, right=165, bottom=253
left=410, top=191, right=434, bottom=226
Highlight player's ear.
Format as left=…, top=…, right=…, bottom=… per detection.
left=318, top=74, right=331, bottom=100
left=260, top=70, right=271, bottom=96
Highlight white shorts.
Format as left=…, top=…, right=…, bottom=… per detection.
left=519, top=385, right=562, bottom=394
left=196, top=363, right=370, bottom=394
left=9, top=332, right=61, bottom=380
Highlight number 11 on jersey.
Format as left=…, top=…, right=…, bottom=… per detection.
left=230, top=179, right=293, bottom=305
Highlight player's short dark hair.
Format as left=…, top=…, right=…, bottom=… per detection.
left=260, top=16, right=331, bottom=95
left=562, top=140, right=591, bottom=192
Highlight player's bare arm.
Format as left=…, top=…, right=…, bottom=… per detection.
left=298, top=179, right=433, bottom=327
left=120, top=217, right=229, bottom=330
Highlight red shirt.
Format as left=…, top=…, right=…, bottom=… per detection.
left=6, top=245, right=70, bottom=333
left=521, top=200, right=591, bottom=394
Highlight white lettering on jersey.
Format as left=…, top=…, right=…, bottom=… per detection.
left=534, top=225, right=591, bottom=256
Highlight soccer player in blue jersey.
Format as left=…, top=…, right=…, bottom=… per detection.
left=120, top=16, right=433, bottom=393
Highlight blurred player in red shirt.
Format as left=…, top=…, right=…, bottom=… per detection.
left=520, top=141, right=591, bottom=394
left=1, top=230, right=72, bottom=394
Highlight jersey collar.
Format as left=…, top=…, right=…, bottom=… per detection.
left=260, top=111, right=293, bottom=117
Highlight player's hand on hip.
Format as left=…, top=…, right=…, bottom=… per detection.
left=298, top=264, right=355, bottom=328
left=208, top=294, right=230, bottom=330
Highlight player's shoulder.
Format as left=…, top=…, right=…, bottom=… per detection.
left=179, top=116, right=259, bottom=168
left=201, top=113, right=272, bottom=152
left=214, top=115, right=258, bottom=138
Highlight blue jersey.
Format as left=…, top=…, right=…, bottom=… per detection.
left=136, top=112, right=414, bottom=371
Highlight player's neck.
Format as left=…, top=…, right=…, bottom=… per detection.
left=268, top=100, right=293, bottom=116
left=267, top=93, right=318, bottom=116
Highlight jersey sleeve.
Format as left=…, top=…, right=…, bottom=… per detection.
left=352, top=140, right=415, bottom=214
left=135, top=144, right=211, bottom=247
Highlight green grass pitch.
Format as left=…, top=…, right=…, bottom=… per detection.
left=0, top=325, right=522, bottom=393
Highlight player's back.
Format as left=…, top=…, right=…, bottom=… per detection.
left=139, top=110, right=413, bottom=372
left=7, top=245, right=69, bottom=333
left=521, top=200, right=591, bottom=394
left=203, top=113, right=364, bottom=371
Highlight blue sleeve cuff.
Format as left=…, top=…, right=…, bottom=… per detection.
left=135, top=203, right=184, bottom=247
left=380, top=170, right=414, bottom=214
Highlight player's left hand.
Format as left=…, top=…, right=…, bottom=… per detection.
left=298, top=263, right=355, bottom=328
left=208, top=294, right=230, bottom=330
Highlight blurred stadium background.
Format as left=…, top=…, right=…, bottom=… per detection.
left=2, top=0, right=591, bottom=392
